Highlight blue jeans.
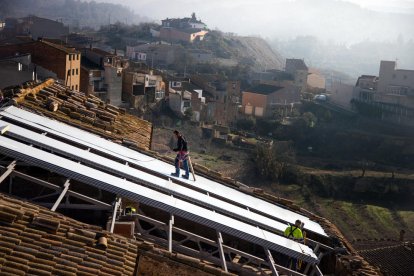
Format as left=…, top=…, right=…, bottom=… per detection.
left=175, top=154, right=189, bottom=177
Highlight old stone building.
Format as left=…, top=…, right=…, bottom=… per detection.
left=80, top=47, right=128, bottom=106
left=0, top=39, right=81, bottom=91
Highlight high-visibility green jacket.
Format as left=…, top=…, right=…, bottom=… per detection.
left=284, top=225, right=303, bottom=239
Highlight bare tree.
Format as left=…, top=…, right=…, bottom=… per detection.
left=253, top=141, right=296, bottom=181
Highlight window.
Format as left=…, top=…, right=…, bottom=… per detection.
left=71, top=86, right=74, bottom=90
left=77, top=54, right=80, bottom=60
left=72, top=69, right=75, bottom=75
left=76, top=68, right=79, bottom=75
left=75, top=85, right=78, bottom=90
left=155, top=91, right=165, bottom=100
left=68, top=70, right=71, bottom=76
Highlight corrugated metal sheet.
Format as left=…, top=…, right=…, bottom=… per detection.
left=0, top=135, right=317, bottom=264
left=0, top=106, right=327, bottom=237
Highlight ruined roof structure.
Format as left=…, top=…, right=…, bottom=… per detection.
left=0, top=79, right=383, bottom=275
left=1, top=79, right=152, bottom=150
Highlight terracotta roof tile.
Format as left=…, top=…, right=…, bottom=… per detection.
left=0, top=194, right=142, bottom=276
left=0, top=241, right=17, bottom=253
left=28, top=267, right=52, bottom=275
left=11, top=250, right=36, bottom=261
left=33, top=258, right=55, bottom=267
left=55, top=264, right=77, bottom=273
left=31, top=216, right=61, bottom=233
left=98, top=271, right=115, bottom=276
left=84, top=250, right=106, bottom=261
left=3, top=79, right=153, bottom=151
left=18, top=242, right=42, bottom=252
left=84, top=256, right=107, bottom=267
left=53, top=268, right=77, bottom=276
left=1, top=236, right=21, bottom=246
left=100, top=266, right=123, bottom=276
left=55, top=256, right=78, bottom=268
left=4, top=255, right=29, bottom=272
left=1, top=266, right=26, bottom=276
left=81, top=260, right=103, bottom=270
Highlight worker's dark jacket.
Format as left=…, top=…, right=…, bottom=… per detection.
left=174, top=135, right=188, bottom=152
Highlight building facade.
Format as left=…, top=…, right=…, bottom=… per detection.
left=126, top=43, right=184, bottom=68
left=122, top=71, right=165, bottom=110
left=80, top=47, right=128, bottom=106
left=191, top=75, right=241, bottom=125
left=377, top=60, right=414, bottom=108
left=159, top=13, right=208, bottom=43
left=0, top=54, right=56, bottom=89
left=242, top=83, right=301, bottom=118
left=353, top=75, right=378, bottom=103
left=0, top=40, right=81, bottom=91
left=285, top=58, right=308, bottom=93
left=352, top=61, right=414, bottom=125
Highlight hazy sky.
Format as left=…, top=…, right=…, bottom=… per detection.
left=91, top=0, right=414, bottom=17
left=90, top=0, right=414, bottom=42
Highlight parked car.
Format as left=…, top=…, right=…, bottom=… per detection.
left=314, top=94, right=327, bottom=101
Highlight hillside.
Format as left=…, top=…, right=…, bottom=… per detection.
left=190, top=31, right=286, bottom=74
left=0, top=0, right=148, bottom=29
left=228, top=36, right=285, bottom=71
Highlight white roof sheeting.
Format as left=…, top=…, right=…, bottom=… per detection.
left=0, top=134, right=318, bottom=263
left=0, top=120, right=289, bottom=234
left=0, top=106, right=327, bottom=237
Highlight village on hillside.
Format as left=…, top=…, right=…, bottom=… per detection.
left=0, top=9, right=413, bottom=276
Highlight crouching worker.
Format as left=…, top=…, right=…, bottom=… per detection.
left=284, top=219, right=304, bottom=271
left=171, top=130, right=190, bottom=179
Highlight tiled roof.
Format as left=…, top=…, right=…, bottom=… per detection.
left=245, top=84, right=284, bottom=95
left=38, top=40, right=78, bottom=54
left=358, top=242, right=414, bottom=276
left=88, top=48, right=115, bottom=57
left=2, top=79, right=152, bottom=151
left=0, top=193, right=139, bottom=276
left=0, top=193, right=235, bottom=276
left=286, top=58, right=308, bottom=71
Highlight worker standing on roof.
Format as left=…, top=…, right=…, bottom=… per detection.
left=171, top=130, right=190, bottom=179
left=284, top=219, right=304, bottom=271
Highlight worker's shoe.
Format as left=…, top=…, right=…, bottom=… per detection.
left=182, top=174, right=190, bottom=179
left=170, top=172, right=179, bottom=177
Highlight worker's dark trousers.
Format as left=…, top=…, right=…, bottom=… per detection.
left=174, top=155, right=189, bottom=177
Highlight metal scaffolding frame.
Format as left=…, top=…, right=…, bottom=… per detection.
left=128, top=212, right=322, bottom=276
left=0, top=158, right=323, bottom=275
left=0, top=108, right=330, bottom=275
left=0, top=164, right=112, bottom=211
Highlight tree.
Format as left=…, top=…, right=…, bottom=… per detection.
left=358, top=159, right=375, bottom=178
left=252, top=141, right=296, bottom=181
left=236, top=117, right=255, bottom=131
left=184, top=108, right=193, bottom=120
